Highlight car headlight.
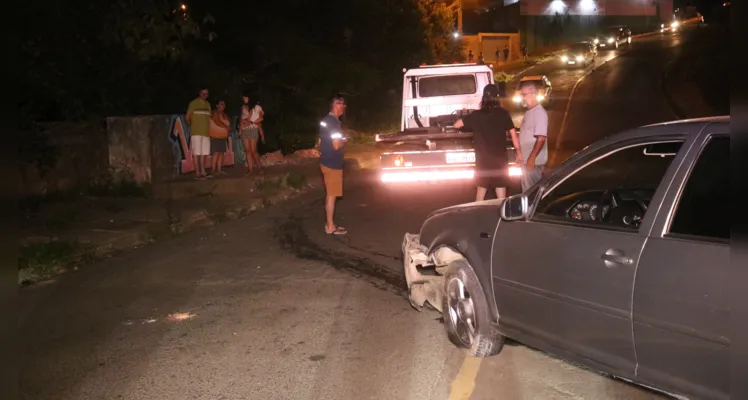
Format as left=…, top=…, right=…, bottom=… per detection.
left=576, top=55, right=584, bottom=61
left=607, top=37, right=614, bottom=43
left=512, top=95, right=521, bottom=103
left=561, top=55, right=568, bottom=62
left=508, top=166, right=522, bottom=177
left=593, top=38, right=599, bottom=44
left=671, top=21, right=679, bottom=27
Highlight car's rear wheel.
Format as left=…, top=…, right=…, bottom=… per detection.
left=443, top=259, right=505, bottom=357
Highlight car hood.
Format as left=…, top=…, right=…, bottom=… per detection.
left=425, top=198, right=505, bottom=220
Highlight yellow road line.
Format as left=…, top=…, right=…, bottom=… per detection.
left=448, top=355, right=483, bottom=400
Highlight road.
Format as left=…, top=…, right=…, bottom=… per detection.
left=20, top=32, right=688, bottom=400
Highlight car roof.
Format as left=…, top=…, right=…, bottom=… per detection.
left=520, top=75, right=545, bottom=81
left=572, top=116, right=729, bottom=158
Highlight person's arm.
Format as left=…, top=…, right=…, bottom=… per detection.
left=454, top=119, right=464, bottom=129
left=526, top=111, right=548, bottom=169
left=186, top=103, right=194, bottom=125
left=509, top=128, right=522, bottom=162
left=254, top=108, right=264, bottom=124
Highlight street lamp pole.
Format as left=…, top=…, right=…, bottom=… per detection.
left=457, top=0, right=462, bottom=34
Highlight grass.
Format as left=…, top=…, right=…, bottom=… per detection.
left=18, top=240, right=87, bottom=282
left=282, top=171, right=307, bottom=189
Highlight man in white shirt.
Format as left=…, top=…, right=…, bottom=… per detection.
left=518, top=81, right=549, bottom=191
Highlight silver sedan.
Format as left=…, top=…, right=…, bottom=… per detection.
left=403, top=116, right=730, bottom=400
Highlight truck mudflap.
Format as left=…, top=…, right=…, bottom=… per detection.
left=402, top=233, right=445, bottom=312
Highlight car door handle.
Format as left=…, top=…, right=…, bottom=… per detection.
left=601, top=249, right=634, bottom=267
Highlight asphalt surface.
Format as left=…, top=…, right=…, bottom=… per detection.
left=20, top=32, right=689, bottom=400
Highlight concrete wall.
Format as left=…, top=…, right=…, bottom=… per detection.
left=20, top=115, right=241, bottom=197
left=20, top=122, right=110, bottom=197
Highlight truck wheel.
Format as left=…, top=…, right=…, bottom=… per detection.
left=443, top=259, right=505, bottom=357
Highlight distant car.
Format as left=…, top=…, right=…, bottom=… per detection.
left=403, top=116, right=730, bottom=400
left=593, top=26, right=631, bottom=49
left=558, top=42, right=596, bottom=67
left=511, top=75, right=552, bottom=108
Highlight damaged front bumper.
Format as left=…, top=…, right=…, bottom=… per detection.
left=402, top=233, right=445, bottom=312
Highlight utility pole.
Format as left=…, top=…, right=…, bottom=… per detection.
left=457, top=0, right=463, bottom=34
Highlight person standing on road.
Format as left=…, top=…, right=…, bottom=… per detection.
left=454, top=84, right=521, bottom=202
left=468, top=49, right=474, bottom=62
left=186, top=87, right=212, bottom=180
left=209, top=100, right=230, bottom=175
left=521, top=43, right=528, bottom=60
left=319, top=94, right=348, bottom=235
left=503, top=45, right=510, bottom=62
left=517, top=81, right=549, bottom=191
left=495, top=47, right=500, bottom=62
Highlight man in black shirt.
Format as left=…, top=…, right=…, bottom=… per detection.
left=455, top=84, right=521, bottom=201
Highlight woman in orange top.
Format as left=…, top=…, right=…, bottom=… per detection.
left=209, top=100, right=231, bottom=175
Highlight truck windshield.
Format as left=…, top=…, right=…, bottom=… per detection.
left=418, top=74, right=477, bottom=97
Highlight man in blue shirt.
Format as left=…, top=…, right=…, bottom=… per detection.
left=319, top=94, right=347, bottom=235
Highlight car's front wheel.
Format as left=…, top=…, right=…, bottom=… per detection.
left=443, top=259, right=505, bottom=357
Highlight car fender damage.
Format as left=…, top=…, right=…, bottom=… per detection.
left=403, top=233, right=462, bottom=312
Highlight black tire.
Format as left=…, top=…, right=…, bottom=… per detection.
left=443, top=259, right=505, bottom=357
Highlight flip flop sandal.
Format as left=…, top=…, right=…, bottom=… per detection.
left=325, top=226, right=347, bottom=235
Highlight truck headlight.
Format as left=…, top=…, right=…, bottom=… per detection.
left=593, top=38, right=599, bottom=44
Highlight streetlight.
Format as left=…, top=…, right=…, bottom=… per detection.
left=453, top=32, right=460, bottom=39
left=180, top=4, right=187, bottom=10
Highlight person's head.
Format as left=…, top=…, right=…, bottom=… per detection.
left=480, top=84, right=500, bottom=112
left=199, top=87, right=209, bottom=101
left=330, top=94, right=346, bottom=117
left=519, top=81, right=539, bottom=108
left=242, top=95, right=249, bottom=104
left=216, top=100, right=226, bottom=111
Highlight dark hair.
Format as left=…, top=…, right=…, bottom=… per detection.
left=519, top=81, right=538, bottom=92
left=480, top=94, right=501, bottom=112
left=331, top=93, right=345, bottom=107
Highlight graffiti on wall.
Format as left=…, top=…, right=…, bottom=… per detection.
left=169, top=114, right=239, bottom=175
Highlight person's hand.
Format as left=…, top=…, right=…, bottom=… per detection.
left=526, top=156, right=536, bottom=170
left=515, top=151, right=523, bottom=163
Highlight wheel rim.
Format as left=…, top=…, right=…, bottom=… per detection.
left=447, top=277, right=477, bottom=346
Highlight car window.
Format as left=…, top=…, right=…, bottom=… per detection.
left=668, top=136, right=729, bottom=241
left=533, top=140, right=684, bottom=230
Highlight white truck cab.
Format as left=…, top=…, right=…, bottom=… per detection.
left=401, top=63, right=495, bottom=132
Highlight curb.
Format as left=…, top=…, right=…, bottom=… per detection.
left=18, top=182, right=322, bottom=286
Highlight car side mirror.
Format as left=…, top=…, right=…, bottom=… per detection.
left=501, top=194, right=529, bottom=221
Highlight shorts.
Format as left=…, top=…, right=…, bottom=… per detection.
left=474, top=159, right=510, bottom=188
left=475, top=168, right=510, bottom=189
left=320, top=165, right=343, bottom=197
left=210, top=137, right=227, bottom=153
left=241, top=125, right=259, bottom=141
left=191, top=135, right=210, bottom=156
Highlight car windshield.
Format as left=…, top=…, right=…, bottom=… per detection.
left=517, top=80, right=543, bottom=90
left=418, top=74, right=477, bottom=97
left=570, top=44, right=589, bottom=53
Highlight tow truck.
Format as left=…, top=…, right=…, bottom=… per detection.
left=375, top=62, right=521, bottom=184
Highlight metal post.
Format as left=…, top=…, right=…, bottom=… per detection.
left=457, top=0, right=463, bottom=34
